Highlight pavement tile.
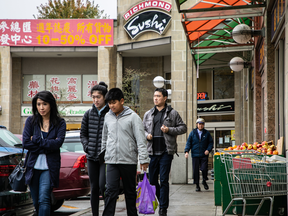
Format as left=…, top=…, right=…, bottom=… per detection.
left=76, top=180, right=225, bottom=216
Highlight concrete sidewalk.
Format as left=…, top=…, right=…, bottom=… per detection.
left=76, top=180, right=224, bottom=216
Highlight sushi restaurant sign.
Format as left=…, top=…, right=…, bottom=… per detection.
left=21, top=106, right=90, bottom=117
left=123, top=0, right=172, bottom=39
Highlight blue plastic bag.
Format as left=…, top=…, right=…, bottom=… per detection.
left=136, top=172, right=158, bottom=214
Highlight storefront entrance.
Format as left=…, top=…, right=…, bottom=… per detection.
left=206, top=127, right=235, bottom=151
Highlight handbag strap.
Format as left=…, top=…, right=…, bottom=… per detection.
left=22, top=125, right=35, bottom=167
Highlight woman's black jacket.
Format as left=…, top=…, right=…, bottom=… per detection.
left=22, top=116, right=66, bottom=188
left=80, top=104, right=109, bottom=161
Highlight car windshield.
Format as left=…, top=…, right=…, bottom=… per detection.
left=0, top=129, right=22, bottom=147
left=62, top=137, right=84, bottom=153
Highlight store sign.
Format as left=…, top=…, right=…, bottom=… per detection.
left=123, top=0, right=172, bottom=21
left=197, top=101, right=234, bottom=113
left=0, top=19, right=113, bottom=46
left=123, top=0, right=171, bottom=39
left=197, top=92, right=208, bottom=101
left=271, top=0, right=285, bottom=39
left=23, top=74, right=97, bottom=102
left=21, top=106, right=90, bottom=117
left=124, top=11, right=171, bottom=39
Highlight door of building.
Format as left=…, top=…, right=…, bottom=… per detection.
left=206, top=127, right=235, bottom=152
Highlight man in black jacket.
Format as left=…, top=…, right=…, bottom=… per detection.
left=80, top=82, right=109, bottom=216
left=143, top=88, right=187, bottom=216
left=184, top=118, right=213, bottom=192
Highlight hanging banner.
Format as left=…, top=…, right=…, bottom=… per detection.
left=0, top=19, right=113, bottom=46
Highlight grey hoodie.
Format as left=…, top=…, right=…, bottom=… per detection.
left=101, top=106, right=150, bottom=165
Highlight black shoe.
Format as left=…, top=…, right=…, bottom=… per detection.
left=196, top=184, right=201, bottom=192
left=159, top=208, right=167, bottom=216
left=202, top=180, right=209, bottom=190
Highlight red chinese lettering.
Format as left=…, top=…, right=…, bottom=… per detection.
left=66, top=93, right=77, bottom=101
left=67, top=77, right=77, bottom=85
left=87, top=80, right=98, bottom=89
left=52, top=92, right=60, bottom=99
left=67, top=85, right=77, bottom=93
left=87, top=90, right=91, bottom=97
left=28, top=80, right=40, bottom=89
left=51, top=85, right=60, bottom=92
left=50, top=77, right=60, bottom=85
left=27, top=90, right=38, bottom=98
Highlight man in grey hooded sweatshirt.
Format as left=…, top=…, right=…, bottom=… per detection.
left=101, top=88, right=149, bottom=216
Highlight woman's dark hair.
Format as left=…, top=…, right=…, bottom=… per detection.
left=31, top=91, right=62, bottom=128
left=90, top=81, right=108, bottom=97
left=155, top=88, right=168, bottom=97
left=105, top=88, right=124, bottom=103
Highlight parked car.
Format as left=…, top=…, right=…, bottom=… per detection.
left=52, top=149, right=90, bottom=211
left=0, top=128, right=24, bottom=153
left=62, top=130, right=84, bottom=153
left=0, top=127, right=90, bottom=211
left=0, top=151, right=34, bottom=215
left=63, top=130, right=145, bottom=185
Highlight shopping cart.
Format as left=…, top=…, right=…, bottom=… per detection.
left=220, top=151, right=288, bottom=216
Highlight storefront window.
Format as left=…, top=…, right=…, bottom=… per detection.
left=216, top=130, right=232, bottom=148
left=197, top=69, right=234, bottom=100
left=22, top=74, right=98, bottom=103
left=197, top=70, right=212, bottom=100
left=213, top=69, right=234, bottom=99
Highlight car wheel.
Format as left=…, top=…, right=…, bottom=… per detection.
left=51, top=199, right=64, bottom=212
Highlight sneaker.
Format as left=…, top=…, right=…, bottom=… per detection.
left=196, top=184, right=201, bottom=192
left=202, top=180, right=209, bottom=190
left=159, top=208, right=167, bottom=216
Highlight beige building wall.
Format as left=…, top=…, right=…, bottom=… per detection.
left=0, top=47, right=12, bottom=131
left=11, top=58, right=22, bottom=134
left=234, top=66, right=242, bottom=146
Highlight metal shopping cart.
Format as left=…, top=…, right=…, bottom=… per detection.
left=220, top=151, right=288, bottom=216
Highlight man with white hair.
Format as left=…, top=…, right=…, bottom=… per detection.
left=184, top=118, right=213, bottom=192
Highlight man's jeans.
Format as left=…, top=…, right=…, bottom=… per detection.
left=29, top=169, right=52, bottom=216
left=149, top=152, right=173, bottom=210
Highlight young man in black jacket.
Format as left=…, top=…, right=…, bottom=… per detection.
left=143, top=88, right=187, bottom=216
left=80, top=82, right=109, bottom=216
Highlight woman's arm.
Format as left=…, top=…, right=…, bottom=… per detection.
left=39, top=119, right=66, bottom=151
left=22, top=117, right=43, bottom=153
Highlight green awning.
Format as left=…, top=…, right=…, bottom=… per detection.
left=194, top=18, right=251, bottom=66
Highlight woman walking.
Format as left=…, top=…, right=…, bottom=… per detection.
left=22, top=91, right=66, bottom=216
left=80, top=82, right=109, bottom=216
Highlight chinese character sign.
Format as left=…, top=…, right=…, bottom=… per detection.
left=0, top=19, right=113, bottom=46
left=82, top=74, right=98, bottom=101
left=23, top=75, right=45, bottom=102
left=46, top=75, right=81, bottom=102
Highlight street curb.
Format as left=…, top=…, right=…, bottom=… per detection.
left=70, top=207, right=92, bottom=216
